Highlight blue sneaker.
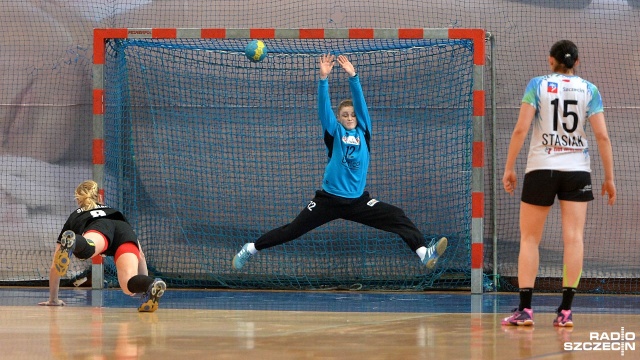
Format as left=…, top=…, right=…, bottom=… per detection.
left=232, top=243, right=254, bottom=270
left=138, top=278, right=166, bottom=312
left=553, top=309, right=574, bottom=327
left=422, top=237, right=447, bottom=269
left=54, top=230, right=76, bottom=276
left=502, top=308, right=534, bottom=326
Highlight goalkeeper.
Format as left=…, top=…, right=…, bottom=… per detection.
left=38, top=180, right=166, bottom=312
left=232, top=54, right=447, bottom=270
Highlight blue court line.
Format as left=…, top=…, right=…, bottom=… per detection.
left=1, top=288, right=639, bottom=314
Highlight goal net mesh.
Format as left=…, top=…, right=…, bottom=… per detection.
left=102, top=37, right=475, bottom=290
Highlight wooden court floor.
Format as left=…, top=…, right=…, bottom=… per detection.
left=0, top=288, right=638, bottom=359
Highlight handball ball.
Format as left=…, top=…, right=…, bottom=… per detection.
left=245, top=40, right=267, bottom=62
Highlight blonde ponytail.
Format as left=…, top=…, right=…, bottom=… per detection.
left=75, top=180, right=99, bottom=211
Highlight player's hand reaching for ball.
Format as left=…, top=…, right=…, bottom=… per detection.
left=39, top=299, right=66, bottom=306
left=319, top=54, right=335, bottom=79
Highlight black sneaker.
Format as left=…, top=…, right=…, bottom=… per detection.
left=138, top=278, right=166, bottom=312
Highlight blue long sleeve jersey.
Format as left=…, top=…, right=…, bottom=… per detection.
left=317, top=75, right=372, bottom=198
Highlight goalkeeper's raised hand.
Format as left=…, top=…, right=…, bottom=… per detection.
left=319, top=53, right=335, bottom=80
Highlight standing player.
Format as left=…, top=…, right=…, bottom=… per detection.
left=38, top=180, right=166, bottom=312
left=232, top=53, right=447, bottom=270
left=501, top=40, right=616, bottom=326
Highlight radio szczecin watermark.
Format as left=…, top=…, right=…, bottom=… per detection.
left=564, top=327, right=636, bottom=356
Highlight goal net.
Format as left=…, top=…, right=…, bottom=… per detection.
left=97, top=28, right=484, bottom=291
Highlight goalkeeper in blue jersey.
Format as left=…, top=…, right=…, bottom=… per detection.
left=501, top=40, right=616, bottom=328
left=38, top=180, right=166, bottom=312
left=232, top=54, right=447, bottom=271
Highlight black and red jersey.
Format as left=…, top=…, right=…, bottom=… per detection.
left=57, top=205, right=128, bottom=242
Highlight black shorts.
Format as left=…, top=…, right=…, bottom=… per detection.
left=85, top=219, right=139, bottom=257
left=521, top=170, right=594, bottom=206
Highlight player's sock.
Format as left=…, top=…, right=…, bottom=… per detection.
left=127, top=275, right=156, bottom=294
left=246, top=243, right=258, bottom=255
left=415, top=246, right=427, bottom=261
left=518, top=288, right=533, bottom=311
left=558, top=287, right=576, bottom=311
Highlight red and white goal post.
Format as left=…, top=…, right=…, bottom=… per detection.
left=92, top=28, right=486, bottom=293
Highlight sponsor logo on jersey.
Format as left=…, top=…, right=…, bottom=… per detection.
left=563, top=87, right=585, bottom=93
left=547, top=82, right=558, bottom=93
left=342, top=135, right=360, bottom=145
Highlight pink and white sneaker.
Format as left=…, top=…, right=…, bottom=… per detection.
left=502, top=308, right=534, bottom=326
left=553, top=309, right=574, bottom=327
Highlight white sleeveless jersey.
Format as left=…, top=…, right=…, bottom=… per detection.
left=522, top=73, right=604, bottom=173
